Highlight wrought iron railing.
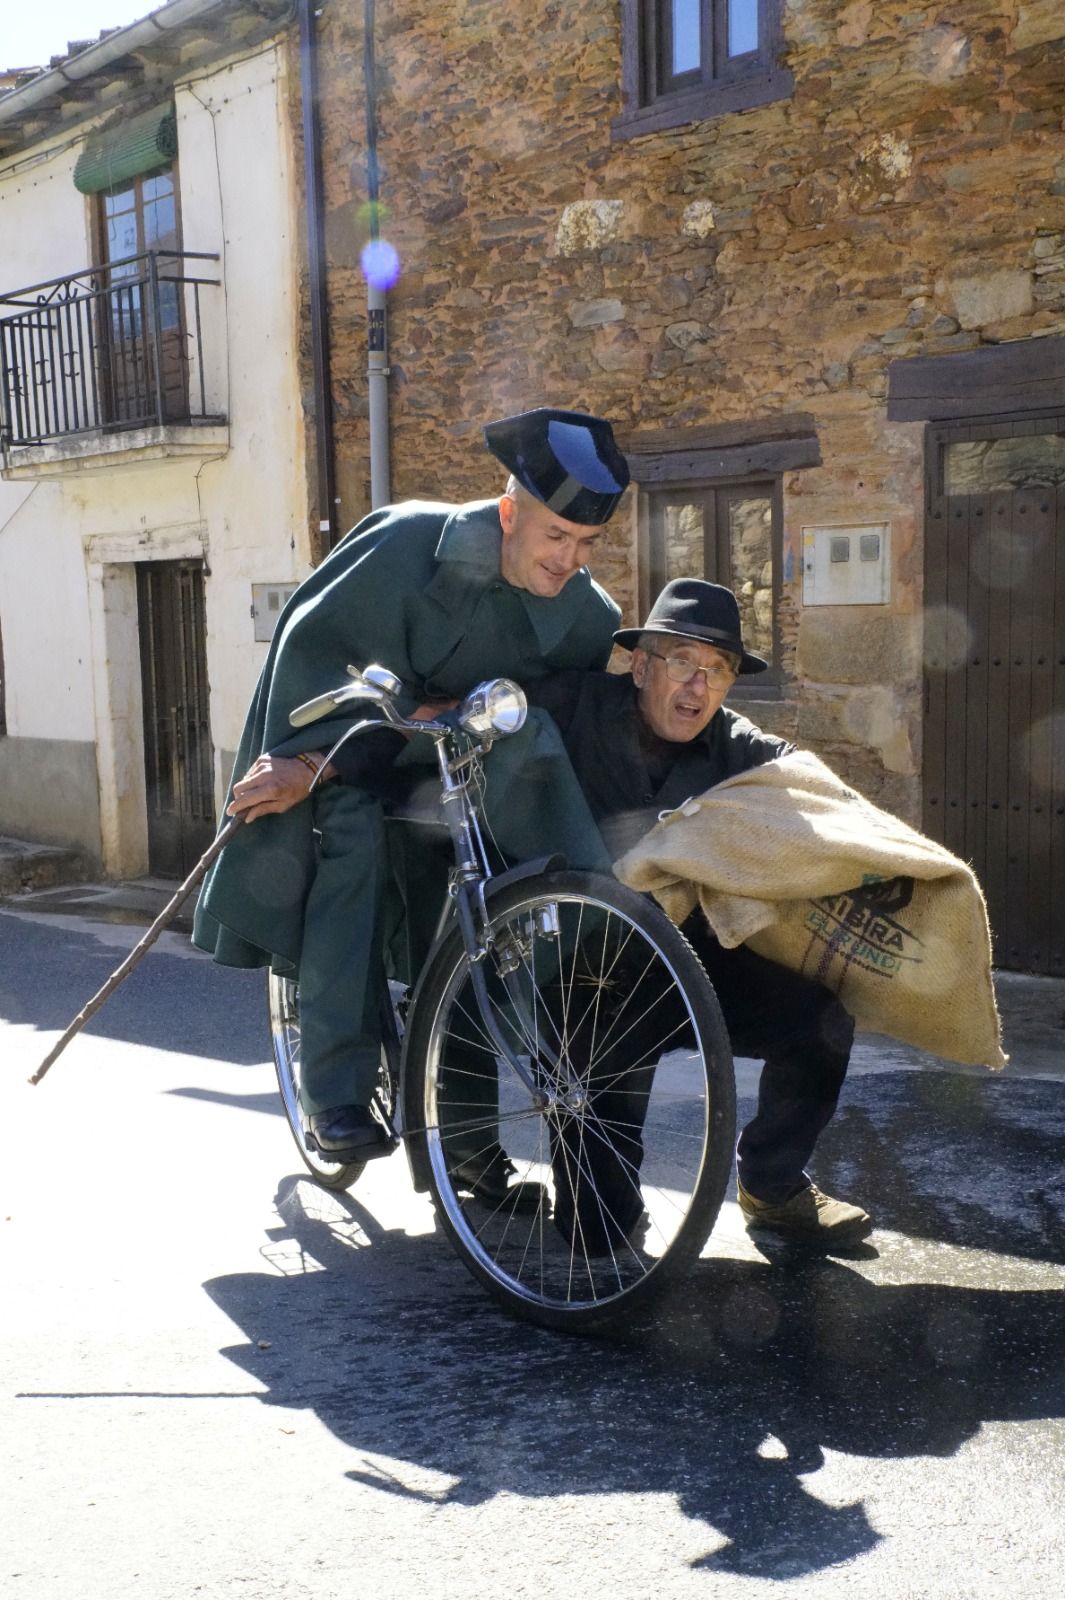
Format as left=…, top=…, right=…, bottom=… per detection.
left=0, top=250, right=223, bottom=448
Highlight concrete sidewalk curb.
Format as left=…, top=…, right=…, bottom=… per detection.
left=0, top=834, right=95, bottom=896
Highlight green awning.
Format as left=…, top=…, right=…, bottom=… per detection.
left=73, top=106, right=177, bottom=195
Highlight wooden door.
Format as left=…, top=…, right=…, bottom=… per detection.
left=137, top=560, right=215, bottom=878
left=923, top=417, right=1065, bottom=974
left=99, top=169, right=186, bottom=424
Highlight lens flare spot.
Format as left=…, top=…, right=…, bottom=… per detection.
left=922, top=605, right=972, bottom=673
left=356, top=200, right=390, bottom=236
left=1021, top=712, right=1065, bottom=794
left=360, top=238, right=401, bottom=291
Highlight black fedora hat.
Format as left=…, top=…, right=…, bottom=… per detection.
left=614, top=578, right=768, bottom=674
left=484, top=406, right=630, bottom=525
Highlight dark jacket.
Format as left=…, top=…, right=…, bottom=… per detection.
left=526, top=670, right=792, bottom=860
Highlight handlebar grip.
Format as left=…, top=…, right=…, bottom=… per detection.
left=289, top=690, right=345, bottom=728
left=289, top=680, right=387, bottom=728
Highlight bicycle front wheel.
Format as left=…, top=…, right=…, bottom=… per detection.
left=402, top=870, right=735, bottom=1331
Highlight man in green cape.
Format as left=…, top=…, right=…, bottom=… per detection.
left=194, top=408, right=627, bottom=1170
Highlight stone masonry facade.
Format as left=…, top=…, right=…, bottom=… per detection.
left=292, top=1, right=1065, bottom=820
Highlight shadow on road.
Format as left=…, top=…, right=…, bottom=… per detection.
left=204, top=1171, right=1065, bottom=1582
left=0, top=911, right=266, bottom=1065
left=169, top=1087, right=283, bottom=1117
left=813, top=1071, right=1065, bottom=1267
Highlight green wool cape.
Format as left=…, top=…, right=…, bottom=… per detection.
left=193, top=498, right=619, bottom=969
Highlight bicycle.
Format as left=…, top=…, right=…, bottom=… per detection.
left=268, top=664, right=736, bottom=1331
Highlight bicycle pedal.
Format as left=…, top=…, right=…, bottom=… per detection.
left=353, top=1135, right=399, bottom=1164
left=303, top=1128, right=396, bottom=1163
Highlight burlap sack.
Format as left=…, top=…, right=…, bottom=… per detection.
left=614, top=750, right=1005, bottom=1069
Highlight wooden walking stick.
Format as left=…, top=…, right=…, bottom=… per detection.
left=28, top=814, right=244, bottom=1086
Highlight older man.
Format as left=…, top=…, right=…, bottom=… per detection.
left=527, top=578, right=872, bottom=1244
left=194, top=408, right=627, bottom=1172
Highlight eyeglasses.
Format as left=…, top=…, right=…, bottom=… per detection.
left=644, top=648, right=738, bottom=689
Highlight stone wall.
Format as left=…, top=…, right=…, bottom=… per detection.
left=300, top=1, right=1065, bottom=817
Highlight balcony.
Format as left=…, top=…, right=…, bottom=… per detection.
left=0, top=250, right=227, bottom=477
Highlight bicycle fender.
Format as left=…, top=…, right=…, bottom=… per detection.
left=483, top=853, right=566, bottom=899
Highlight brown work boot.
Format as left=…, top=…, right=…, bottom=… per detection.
left=737, top=1180, right=873, bottom=1243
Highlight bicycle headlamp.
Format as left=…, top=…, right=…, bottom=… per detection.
left=457, top=678, right=527, bottom=739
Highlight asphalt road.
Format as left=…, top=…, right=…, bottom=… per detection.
left=2, top=902, right=1064, bottom=1600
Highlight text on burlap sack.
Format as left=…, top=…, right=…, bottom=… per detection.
left=804, top=876, right=924, bottom=980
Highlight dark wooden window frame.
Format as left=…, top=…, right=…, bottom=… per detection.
left=626, top=417, right=819, bottom=697
left=633, top=467, right=783, bottom=697
left=93, top=163, right=182, bottom=269
left=613, top=0, right=794, bottom=141
left=925, top=408, right=1065, bottom=502
left=636, top=472, right=786, bottom=697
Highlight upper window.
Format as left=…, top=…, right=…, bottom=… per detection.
left=614, top=0, right=793, bottom=140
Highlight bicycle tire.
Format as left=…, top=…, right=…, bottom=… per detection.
left=401, top=869, right=735, bottom=1331
left=268, top=971, right=374, bottom=1190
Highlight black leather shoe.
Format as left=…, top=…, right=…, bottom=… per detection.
left=305, top=1104, right=391, bottom=1160
left=449, top=1145, right=546, bottom=1212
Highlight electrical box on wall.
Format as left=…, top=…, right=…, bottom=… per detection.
left=251, top=583, right=298, bottom=642
left=802, top=524, right=890, bottom=606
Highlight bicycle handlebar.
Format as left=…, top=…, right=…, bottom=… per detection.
left=289, top=665, right=525, bottom=745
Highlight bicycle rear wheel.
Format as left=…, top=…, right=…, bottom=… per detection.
left=268, top=972, right=398, bottom=1190
left=402, top=870, right=735, bottom=1331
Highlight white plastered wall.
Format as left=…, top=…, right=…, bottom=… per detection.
left=172, top=45, right=313, bottom=769
left=0, top=40, right=311, bottom=873
left=0, top=138, right=98, bottom=745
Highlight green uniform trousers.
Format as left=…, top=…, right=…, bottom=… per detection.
left=297, top=785, right=390, bottom=1113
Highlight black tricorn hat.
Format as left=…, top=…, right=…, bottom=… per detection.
left=614, top=578, right=769, bottom=674
left=484, top=406, right=630, bottom=525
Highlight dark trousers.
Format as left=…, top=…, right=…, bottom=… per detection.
left=435, top=914, right=855, bottom=1240
left=546, top=918, right=855, bottom=1246
left=682, top=917, right=855, bottom=1202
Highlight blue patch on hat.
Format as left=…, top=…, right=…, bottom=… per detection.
left=547, top=419, right=624, bottom=492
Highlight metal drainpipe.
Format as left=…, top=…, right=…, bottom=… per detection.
left=298, top=0, right=338, bottom=552
left=363, top=0, right=391, bottom=508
